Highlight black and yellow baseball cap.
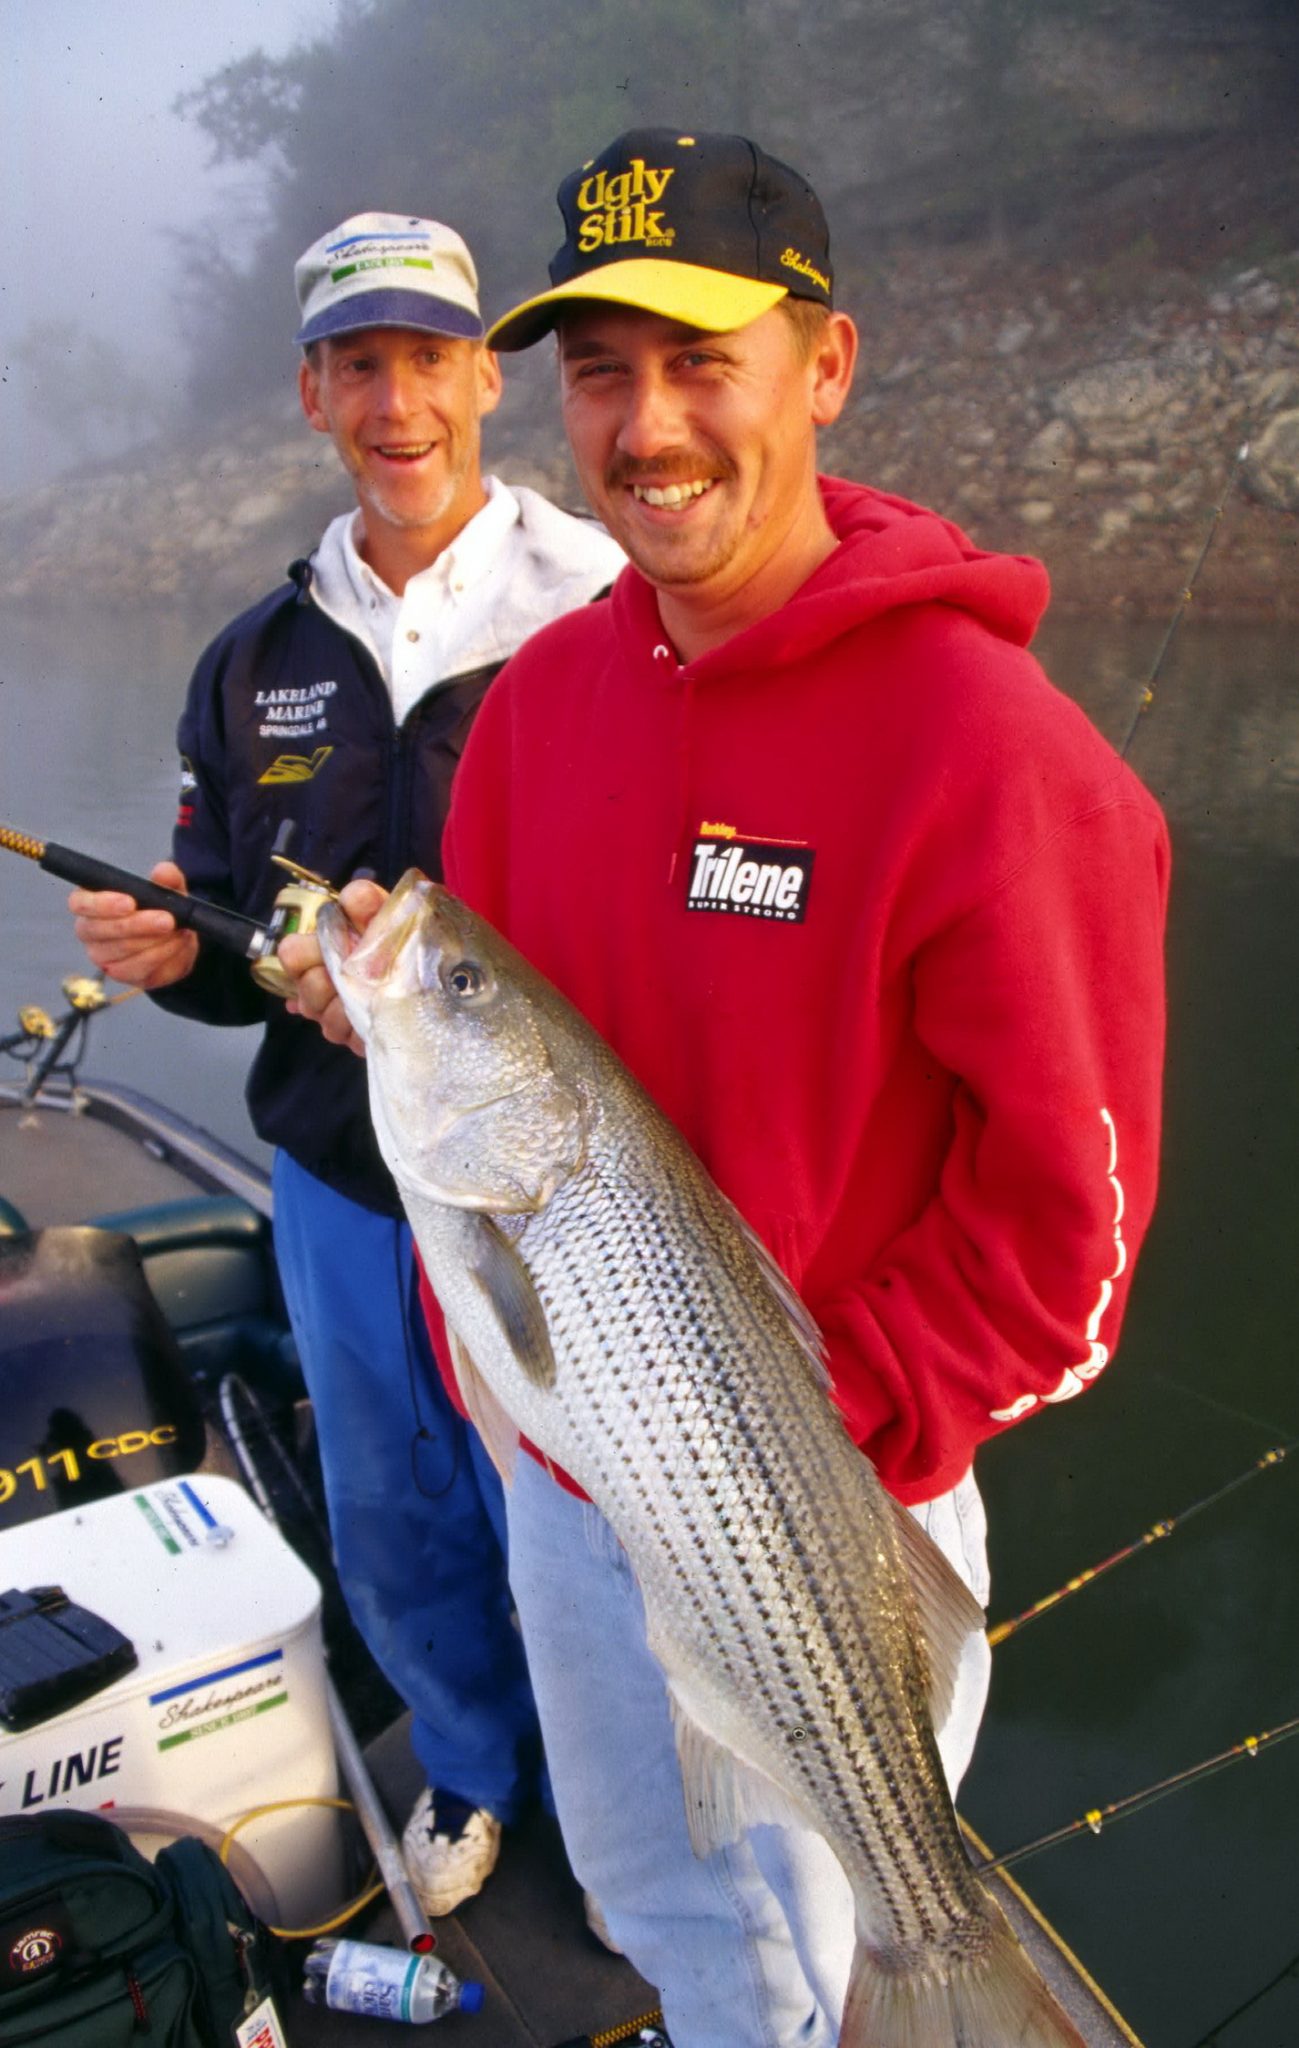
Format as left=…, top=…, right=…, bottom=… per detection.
left=486, top=128, right=833, bottom=352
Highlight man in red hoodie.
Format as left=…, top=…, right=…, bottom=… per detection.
left=289, top=130, right=1169, bottom=2047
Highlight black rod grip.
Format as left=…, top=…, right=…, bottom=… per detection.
left=42, top=841, right=265, bottom=958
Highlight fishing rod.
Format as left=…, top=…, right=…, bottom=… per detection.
left=978, top=1712, right=1299, bottom=1874
left=987, top=1440, right=1294, bottom=1648
left=0, top=819, right=339, bottom=1000
left=1117, top=436, right=1252, bottom=761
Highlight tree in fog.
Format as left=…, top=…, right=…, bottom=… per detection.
left=13, top=319, right=163, bottom=463
left=175, top=0, right=747, bottom=415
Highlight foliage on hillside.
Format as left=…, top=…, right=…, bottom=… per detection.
left=175, top=0, right=1299, bottom=416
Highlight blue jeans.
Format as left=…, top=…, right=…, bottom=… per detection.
left=271, top=1152, right=542, bottom=1822
left=505, top=1453, right=991, bottom=2047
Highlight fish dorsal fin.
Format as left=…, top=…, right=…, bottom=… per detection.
left=889, top=1494, right=986, bottom=1735
left=664, top=1684, right=810, bottom=1860
left=721, top=1195, right=831, bottom=1391
left=466, top=1213, right=556, bottom=1388
left=446, top=1326, right=521, bottom=1488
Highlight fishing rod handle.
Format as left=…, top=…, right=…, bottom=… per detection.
left=43, top=840, right=265, bottom=958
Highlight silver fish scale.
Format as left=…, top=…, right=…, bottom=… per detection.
left=478, top=1079, right=990, bottom=1957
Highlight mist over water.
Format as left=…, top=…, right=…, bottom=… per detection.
left=3, top=0, right=1296, bottom=496
left=0, top=602, right=268, bottom=1159
left=0, top=0, right=343, bottom=493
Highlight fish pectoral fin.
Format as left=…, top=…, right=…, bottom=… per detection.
left=467, top=1213, right=557, bottom=1388
left=889, top=1495, right=986, bottom=1736
left=447, top=1327, right=521, bottom=1486
left=666, top=1687, right=810, bottom=1861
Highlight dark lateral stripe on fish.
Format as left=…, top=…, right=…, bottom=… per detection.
left=571, top=1171, right=946, bottom=1938
left=718, top=1421, right=950, bottom=1934
left=602, top=1166, right=949, bottom=1914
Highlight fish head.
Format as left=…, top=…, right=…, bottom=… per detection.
left=317, top=870, right=590, bottom=1212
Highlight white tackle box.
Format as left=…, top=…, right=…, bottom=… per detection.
left=0, top=1473, right=341, bottom=1928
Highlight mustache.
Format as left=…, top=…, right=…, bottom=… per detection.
left=605, top=451, right=735, bottom=490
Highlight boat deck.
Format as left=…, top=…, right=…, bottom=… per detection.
left=291, top=1718, right=1143, bottom=2047
left=299, top=1718, right=663, bottom=2046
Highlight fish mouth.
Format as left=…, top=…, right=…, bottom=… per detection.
left=316, top=871, right=446, bottom=1040
left=331, top=871, right=438, bottom=988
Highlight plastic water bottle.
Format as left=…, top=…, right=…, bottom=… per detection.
left=302, top=1938, right=485, bottom=2022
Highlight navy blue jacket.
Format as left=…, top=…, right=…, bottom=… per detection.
left=153, top=562, right=503, bottom=1213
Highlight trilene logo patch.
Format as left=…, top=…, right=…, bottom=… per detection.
left=685, top=823, right=814, bottom=923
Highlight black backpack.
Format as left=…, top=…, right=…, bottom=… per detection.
left=0, top=1809, right=284, bottom=2046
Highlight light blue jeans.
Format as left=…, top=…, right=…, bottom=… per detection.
left=271, top=1152, right=543, bottom=1821
left=505, top=1453, right=991, bottom=2048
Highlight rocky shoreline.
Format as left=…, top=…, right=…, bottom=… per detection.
left=825, top=247, right=1299, bottom=619
left=1, top=250, right=1294, bottom=619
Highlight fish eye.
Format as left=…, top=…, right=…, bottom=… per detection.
left=443, top=958, right=487, bottom=1000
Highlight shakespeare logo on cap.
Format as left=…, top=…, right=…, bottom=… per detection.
left=781, top=247, right=831, bottom=295
left=324, top=226, right=437, bottom=284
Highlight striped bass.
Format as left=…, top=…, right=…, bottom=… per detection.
left=318, top=870, right=1086, bottom=2048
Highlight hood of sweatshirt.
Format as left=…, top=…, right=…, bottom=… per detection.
left=609, top=474, right=1051, bottom=684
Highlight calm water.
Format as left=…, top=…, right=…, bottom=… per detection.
left=1, top=600, right=1296, bottom=2047
left=0, top=605, right=269, bottom=1162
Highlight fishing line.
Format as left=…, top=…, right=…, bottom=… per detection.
left=977, top=1714, right=1299, bottom=1873
left=1117, top=437, right=1252, bottom=761
left=1143, top=1362, right=1297, bottom=1446
left=987, top=1441, right=1294, bottom=1647
left=1189, top=1943, right=1299, bottom=2047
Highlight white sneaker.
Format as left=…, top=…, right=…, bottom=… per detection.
left=400, top=1788, right=501, bottom=1916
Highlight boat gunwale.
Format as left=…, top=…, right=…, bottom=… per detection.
left=0, top=1074, right=273, bottom=1219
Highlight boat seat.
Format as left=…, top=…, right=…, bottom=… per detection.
left=0, top=1225, right=209, bottom=1532
left=88, top=1195, right=302, bottom=1402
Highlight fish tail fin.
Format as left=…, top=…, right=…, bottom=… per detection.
left=839, top=1912, right=1088, bottom=2048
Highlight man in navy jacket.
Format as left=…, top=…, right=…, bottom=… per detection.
left=70, top=211, right=623, bottom=1913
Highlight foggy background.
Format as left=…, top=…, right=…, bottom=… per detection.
left=3, top=0, right=1297, bottom=498
left=0, top=0, right=343, bottom=491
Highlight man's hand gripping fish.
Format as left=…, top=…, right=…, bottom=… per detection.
left=318, top=871, right=1086, bottom=2048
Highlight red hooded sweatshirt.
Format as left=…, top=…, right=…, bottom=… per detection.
left=428, top=477, right=1169, bottom=1505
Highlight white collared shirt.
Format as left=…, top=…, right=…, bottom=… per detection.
left=308, top=475, right=624, bottom=726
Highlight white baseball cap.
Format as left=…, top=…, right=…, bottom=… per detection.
left=294, top=211, right=484, bottom=346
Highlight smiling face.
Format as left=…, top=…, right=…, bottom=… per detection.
left=557, top=302, right=857, bottom=655
left=298, top=326, right=502, bottom=588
